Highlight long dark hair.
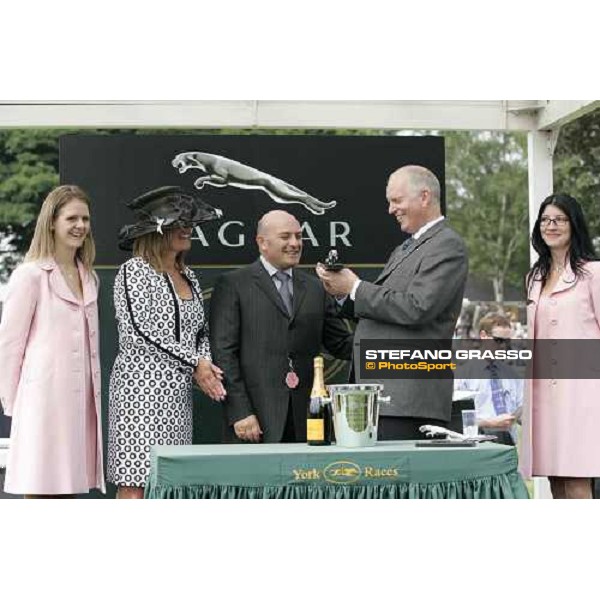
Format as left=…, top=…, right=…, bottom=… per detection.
left=526, top=193, right=597, bottom=293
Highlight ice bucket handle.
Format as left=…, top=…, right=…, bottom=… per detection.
left=378, top=395, right=391, bottom=404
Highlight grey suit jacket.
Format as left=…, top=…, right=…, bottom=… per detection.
left=209, top=260, right=353, bottom=442
left=352, top=221, right=468, bottom=421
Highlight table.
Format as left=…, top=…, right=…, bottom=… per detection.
left=145, top=441, right=529, bottom=499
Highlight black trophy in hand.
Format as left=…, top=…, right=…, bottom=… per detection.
left=323, top=249, right=344, bottom=272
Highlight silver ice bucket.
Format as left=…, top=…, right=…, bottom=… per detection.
left=327, top=384, right=391, bottom=448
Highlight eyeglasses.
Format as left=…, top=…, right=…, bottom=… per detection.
left=492, top=336, right=511, bottom=344
left=540, top=216, right=569, bottom=227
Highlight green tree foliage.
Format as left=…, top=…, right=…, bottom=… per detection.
left=0, top=129, right=63, bottom=244
left=0, top=129, right=65, bottom=279
left=553, top=107, right=600, bottom=243
left=444, top=131, right=530, bottom=306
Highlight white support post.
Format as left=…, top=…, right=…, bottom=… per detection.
left=527, top=130, right=556, bottom=264
left=527, top=130, right=557, bottom=499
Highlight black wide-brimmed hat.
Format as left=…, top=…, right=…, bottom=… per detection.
left=118, top=186, right=222, bottom=251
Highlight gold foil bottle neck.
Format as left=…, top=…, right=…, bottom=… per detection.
left=310, top=355, right=328, bottom=398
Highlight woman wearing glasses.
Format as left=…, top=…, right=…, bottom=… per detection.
left=523, top=194, right=600, bottom=499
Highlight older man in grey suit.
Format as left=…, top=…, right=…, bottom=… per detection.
left=317, top=165, right=468, bottom=440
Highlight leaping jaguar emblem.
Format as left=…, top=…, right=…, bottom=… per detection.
left=172, top=151, right=337, bottom=215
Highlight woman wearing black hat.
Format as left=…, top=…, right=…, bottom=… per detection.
left=107, top=186, right=226, bottom=499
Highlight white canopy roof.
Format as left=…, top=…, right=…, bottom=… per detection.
left=0, top=100, right=597, bottom=130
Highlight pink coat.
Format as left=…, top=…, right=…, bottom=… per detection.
left=0, top=259, right=105, bottom=494
left=521, top=261, right=600, bottom=478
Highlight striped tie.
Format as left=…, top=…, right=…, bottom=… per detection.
left=488, top=362, right=507, bottom=414
left=401, top=237, right=414, bottom=251
left=273, top=271, right=293, bottom=315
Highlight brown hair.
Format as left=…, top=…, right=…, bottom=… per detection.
left=25, top=185, right=96, bottom=271
left=478, top=312, right=511, bottom=335
left=133, top=230, right=186, bottom=272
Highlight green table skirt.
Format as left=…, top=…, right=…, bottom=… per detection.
left=145, top=441, right=529, bottom=499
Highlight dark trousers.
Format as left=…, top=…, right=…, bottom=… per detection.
left=281, top=396, right=298, bottom=442
left=378, top=416, right=450, bottom=441
left=0, top=413, right=10, bottom=438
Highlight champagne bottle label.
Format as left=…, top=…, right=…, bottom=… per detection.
left=307, top=418, right=325, bottom=441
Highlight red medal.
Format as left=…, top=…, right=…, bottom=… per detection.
left=286, top=371, right=299, bottom=389
left=285, top=357, right=299, bottom=389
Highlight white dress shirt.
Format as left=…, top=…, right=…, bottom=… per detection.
left=454, top=361, right=524, bottom=442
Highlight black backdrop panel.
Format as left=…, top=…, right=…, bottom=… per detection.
left=60, top=134, right=445, bottom=266
left=58, top=134, right=444, bottom=498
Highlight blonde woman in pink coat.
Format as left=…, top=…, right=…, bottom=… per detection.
left=0, top=185, right=105, bottom=497
left=523, top=194, right=599, bottom=499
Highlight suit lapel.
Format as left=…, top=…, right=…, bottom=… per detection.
left=41, top=258, right=97, bottom=306
left=42, top=258, right=79, bottom=305
left=375, top=222, right=446, bottom=284
left=251, top=260, right=290, bottom=318
left=527, top=264, right=577, bottom=303
left=552, top=264, right=578, bottom=295
left=79, top=260, right=98, bottom=306
left=375, top=245, right=403, bottom=283
left=526, top=267, right=579, bottom=340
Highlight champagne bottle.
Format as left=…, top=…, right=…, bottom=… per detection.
left=307, top=356, right=332, bottom=446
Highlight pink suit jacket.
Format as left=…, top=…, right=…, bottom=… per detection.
left=521, top=261, right=600, bottom=478
left=0, top=259, right=105, bottom=494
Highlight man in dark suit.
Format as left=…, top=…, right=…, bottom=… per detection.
left=317, top=165, right=468, bottom=440
left=209, top=210, right=353, bottom=443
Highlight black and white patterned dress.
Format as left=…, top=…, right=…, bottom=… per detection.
left=107, top=257, right=211, bottom=487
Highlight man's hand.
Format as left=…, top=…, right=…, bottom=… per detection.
left=194, top=359, right=227, bottom=401
left=316, top=264, right=359, bottom=296
left=234, top=415, right=263, bottom=443
left=480, top=414, right=516, bottom=431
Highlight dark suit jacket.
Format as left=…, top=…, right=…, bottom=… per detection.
left=350, top=221, right=468, bottom=422
left=209, top=259, right=353, bottom=442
